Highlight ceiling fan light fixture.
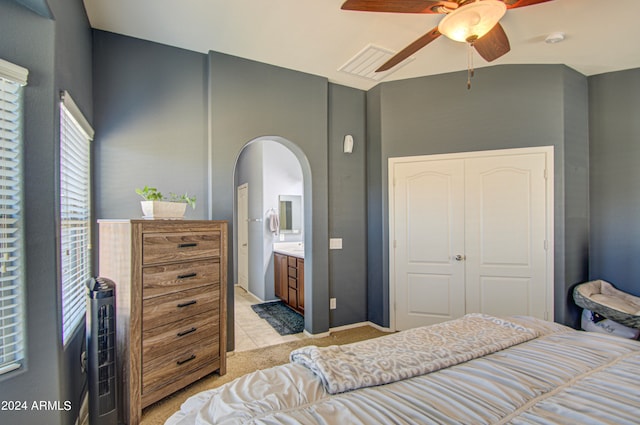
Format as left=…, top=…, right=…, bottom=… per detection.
left=438, top=0, right=507, bottom=43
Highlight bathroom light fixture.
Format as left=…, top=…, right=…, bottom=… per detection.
left=438, top=0, right=507, bottom=43
left=343, top=135, right=354, bottom=153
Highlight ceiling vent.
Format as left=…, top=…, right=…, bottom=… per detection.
left=338, top=44, right=414, bottom=81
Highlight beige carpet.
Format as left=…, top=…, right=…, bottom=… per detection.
left=141, top=325, right=389, bottom=424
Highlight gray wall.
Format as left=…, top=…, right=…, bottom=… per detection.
left=93, top=31, right=209, bottom=221
left=52, top=1, right=94, bottom=422
left=207, top=52, right=330, bottom=338
left=0, top=0, right=93, bottom=424
left=93, top=38, right=335, bottom=346
left=589, top=69, right=640, bottom=298
left=368, top=64, right=590, bottom=327
left=366, top=85, right=385, bottom=325
left=91, top=27, right=602, bottom=341
left=13, top=0, right=51, bottom=16
left=328, top=84, right=368, bottom=326
left=560, top=67, right=590, bottom=327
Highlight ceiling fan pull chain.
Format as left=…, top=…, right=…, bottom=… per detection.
left=467, top=42, right=475, bottom=90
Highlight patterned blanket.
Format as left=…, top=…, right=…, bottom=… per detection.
left=290, top=313, right=539, bottom=394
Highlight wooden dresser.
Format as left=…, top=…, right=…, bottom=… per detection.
left=274, top=252, right=304, bottom=314
left=98, top=219, right=227, bottom=425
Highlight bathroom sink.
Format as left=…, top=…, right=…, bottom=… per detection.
left=273, top=242, right=304, bottom=257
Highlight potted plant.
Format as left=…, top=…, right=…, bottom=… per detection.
left=135, top=185, right=196, bottom=219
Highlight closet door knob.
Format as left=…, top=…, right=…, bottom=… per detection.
left=454, top=254, right=465, bottom=261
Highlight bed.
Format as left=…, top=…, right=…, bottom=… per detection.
left=166, top=314, right=640, bottom=425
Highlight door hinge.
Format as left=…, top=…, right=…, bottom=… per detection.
left=393, top=240, right=397, bottom=249
left=544, top=168, right=548, bottom=180
left=544, top=240, right=548, bottom=251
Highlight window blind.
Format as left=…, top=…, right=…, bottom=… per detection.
left=60, top=91, right=93, bottom=346
left=0, top=59, right=27, bottom=375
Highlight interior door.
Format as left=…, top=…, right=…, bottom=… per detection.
left=464, top=153, right=548, bottom=318
left=391, top=148, right=552, bottom=331
left=393, top=159, right=466, bottom=330
left=237, top=183, right=249, bottom=291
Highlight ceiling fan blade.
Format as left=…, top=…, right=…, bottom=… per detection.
left=473, top=23, right=510, bottom=62
left=502, top=0, right=554, bottom=9
left=341, top=0, right=457, bottom=14
left=377, top=27, right=442, bottom=72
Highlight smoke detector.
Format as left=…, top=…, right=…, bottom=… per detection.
left=545, top=32, right=566, bottom=44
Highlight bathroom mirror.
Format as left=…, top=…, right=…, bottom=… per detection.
left=278, top=195, right=302, bottom=234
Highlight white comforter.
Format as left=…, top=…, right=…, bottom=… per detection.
left=166, top=316, right=640, bottom=425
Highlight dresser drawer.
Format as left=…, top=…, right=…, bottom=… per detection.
left=142, top=337, right=219, bottom=396
left=142, top=231, right=220, bottom=265
left=143, top=285, right=219, bottom=331
left=142, top=310, right=219, bottom=365
left=143, top=259, right=219, bottom=299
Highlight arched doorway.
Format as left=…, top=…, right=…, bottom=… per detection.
left=232, top=136, right=313, bottom=350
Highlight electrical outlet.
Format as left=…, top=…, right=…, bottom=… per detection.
left=330, top=298, right=337, bottom=309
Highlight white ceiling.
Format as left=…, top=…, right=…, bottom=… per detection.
left=83, top=0, right=640, bottom=91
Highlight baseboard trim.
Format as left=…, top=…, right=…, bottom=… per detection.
left=304, top=321, right=394, bottom=338
left=303, top=329, right=330, bottom=338
left=363, top=321, right=394, bottom=333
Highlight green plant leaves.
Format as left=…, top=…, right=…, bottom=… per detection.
left=135, top=186, right=196, bottom=209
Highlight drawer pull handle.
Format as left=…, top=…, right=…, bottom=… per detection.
left=176, top=354, right=196, bottom=365
left=177, top=272, right=197, bottom=280
left=178, top=243, right=198, bottom=248
left=177, top=327, right=197, bottom=337
left=177, top=300, right=197, bottom=308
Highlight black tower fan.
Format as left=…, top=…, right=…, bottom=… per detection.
left=86, top=277, right=117, bottom=425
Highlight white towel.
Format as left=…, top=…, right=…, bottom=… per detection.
left=268, top=209, right=279, bottom=234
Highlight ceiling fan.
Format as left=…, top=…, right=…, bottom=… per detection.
left=341, top=0, right=554, bottom=73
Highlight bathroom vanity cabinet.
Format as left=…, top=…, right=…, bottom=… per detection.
left=274, top=252, right=304, bottom=314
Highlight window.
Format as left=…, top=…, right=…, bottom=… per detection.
left=60, top=91, right=93, bottom=346
left=0, top=59, right=27, bottom=375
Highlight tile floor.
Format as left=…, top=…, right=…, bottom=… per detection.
left=234, top=285, right=306, bottom=352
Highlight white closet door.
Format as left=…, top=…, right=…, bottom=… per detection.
left=464, top=153, right=548, bottom=318
left=393, top=159, right=466, bottom=330
left=390, top=148, right=553, bottom=331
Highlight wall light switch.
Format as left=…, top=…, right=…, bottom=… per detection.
left=329, top=238, right=342, bottom=250
left=330, top=298, right=337, bottom=310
